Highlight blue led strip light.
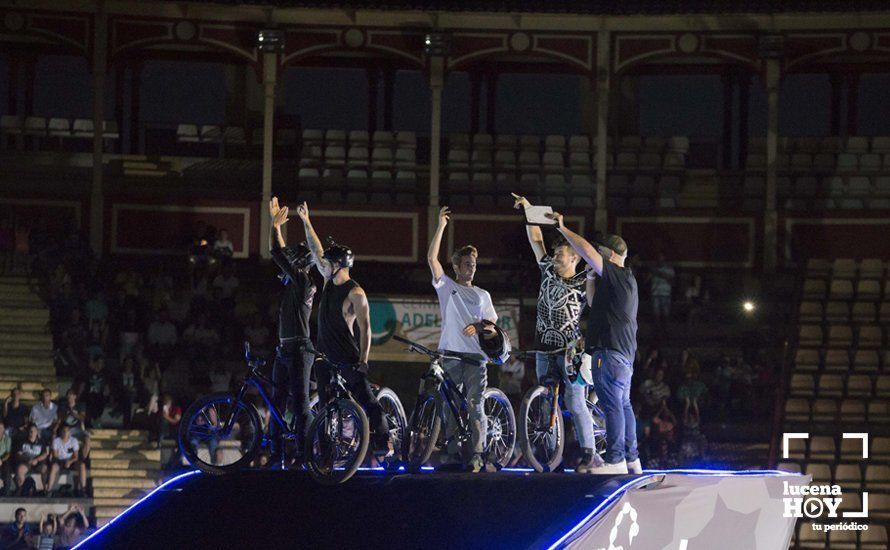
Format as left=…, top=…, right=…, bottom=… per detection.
left=73, top=470, right=201, bottom=549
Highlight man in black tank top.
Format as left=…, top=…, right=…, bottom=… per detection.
left=295, top=202, right=391, bottom=454
left=267, top=197, right=316, bottom=468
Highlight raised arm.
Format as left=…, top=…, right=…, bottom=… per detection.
left=546, top=211, right=604, bottom=275
left=512, top=193, right=546, bottom=262
left=268, top=197, right=287, bottom=252
left=348, top=287, right=372, bottom=366
left=295, top=202, right=333, bottom=279
left=427, top=206, right=449, bottom=283
left=585, top=269, right=596, bottom=307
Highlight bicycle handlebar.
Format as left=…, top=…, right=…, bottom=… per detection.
left=392, top=335, right=463, bottom=362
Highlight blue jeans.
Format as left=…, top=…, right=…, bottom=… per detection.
left=535, top=353, right=595, bottom=450
left=591, top=350, right=638, bottom=464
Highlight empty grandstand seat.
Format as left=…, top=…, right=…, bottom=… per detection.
left=882, top=300, right=890, bottom=322
left=870, top=437, right=890, bottom=460
left=347, top=146, right=370, bottom=168
left=325, top=146, right=346, bottom=167
left=472, top=133, right=493, bottom=151
left=22, top=116, right=46, bottom=137
left=518, top=151, right=540, bottom=170
left=856, top=280, right=881, bottom=302
left=804, top=462, right=832, bottom=483
left=300, top=145, right=323, bottom=167
left=822, top=349, right=849, bottom=372
left=325, top=129, right=347, bottom=145
left=638, top=153, right=661, bottom=170
left=876, top=375, right=890, bottom=397
left=494, top=134, right=517, bottom=151
left=447, top=149, right=470, bottom=169
left=471, top=171, right=493, bottom=183
left=865, top=465, right=890, bottom=490
left=856, top=326, right=883, bottom=348
left=0, top=114, right=23, bottom=134
left=347, top=130, right=369, bottom=146
left=837, top=153, right=858, bottom=172
left=811, top=398, right=837, bottom=422
left=784, top=435, right=807, bottom=460
left=829, top=279, right=855, bottom=301
left=824, top=301, right=850, bottom=322
left=776, top=461, right=801, bottom=473
left=871, top=494, right=890, bottom=520
left=542, top=152, right=564, bottom=172
left=615, top=152, right=637, bottom=169
left=799, top=301, right=823, bottom=322
left=568, top=135, right=589, bottom=153
left=852, top=301, right=877, bottom=323
left=834, top=463, right=863, bottom=490
left=818, top=374, right=844, bottom=396
left=200, top=125, right=222, bottom=142
left=568, top=152, right=592, bottom=173
left=797, top=325, right=822, bottom=347
left=518, top=135, right=539, bottom=152
left=177, top=124, right=200, bottom=143
left=784, top=398, right=810, bottom=421
left=395, top=131, right=416, bottom=149
left=827, top=526, right=858, bottom=549
left=852, top=349, right=880, bottom=373
left=790, top=373, right=815, bottom=396
left=662, top=152, right=685, bottom=170
left=794, top=348, right=820, bottom=372
left=860, top=525, right=888, bottom=549
left=806, top=258, right=832, bottom=278
left=393, top=148, right=416, bottom=169
left=840, top=398, right=867, bottom=422
left=797, top=524, right=826, bottom=548
left=808, top=436, right=836, bottom=460
left=832, top=259, right=857, bottom=279
left=544, top=135, right=565, bottom=153
left=494, top=150, right=517, bottom=170
left=449, top=133, right=470, bottom=150
left=618, top=135, right=641, bottom=151
left=868, top=400, right=890, bottom=423
left=471, top=150, right=493, bottom=171
left=859, top=259, right=885, bottom=279
left=223, top=127, right=246, bottom=144
left=860, top=153, right=882, bottom=171
left=47, top=117, right=71, bottom=138
left=826, top=325, right=853, bottom=348
left=812, top=153, right=835, bottom=171
left=302, top=129, right=324, bottom=145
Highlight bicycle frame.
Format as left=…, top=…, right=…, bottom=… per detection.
left=225, top=369, right=289, bottom=437
left=418, top=358, right=472, bottom=443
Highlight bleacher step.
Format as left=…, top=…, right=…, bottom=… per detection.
left=92, top=486, right=152, bottom=499
left=90, top=449, right=161, bottom=461
left=93, top=498, right=142, bottom=507
left=91, top=459, right=160, bottom=470
left=94, top=506, right=130, bottom=519
left=94, top=440, right=154, bottom=450
left=91, top=477, right=158, bottom=489
left=91, top=468, right=161, bottom=478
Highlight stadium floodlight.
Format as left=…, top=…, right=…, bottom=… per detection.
left=257, top=29, right=286, bottom=52
left=424, top=32, right=452, bottom=56
left=743, top=301, right=756, bottom=313
left=758, top=35, right=785, bottom=59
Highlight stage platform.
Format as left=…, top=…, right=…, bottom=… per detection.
left=74, top=468, right=806, bottom=550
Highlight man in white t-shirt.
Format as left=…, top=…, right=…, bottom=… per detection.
left=46, top=425, right=87, bottom=496
left=427, top=206, right=498, bottom=473
left=29, top=389, right=58, bottom=444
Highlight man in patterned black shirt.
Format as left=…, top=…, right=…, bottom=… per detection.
left=512, top=193, right=601, bottom=473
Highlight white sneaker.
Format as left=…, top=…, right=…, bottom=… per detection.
left=579, top=460, right=629, bottom=475
left=626, top=458, right=643, bottom=474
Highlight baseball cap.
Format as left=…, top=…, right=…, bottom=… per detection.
left=598, top=234, right=628, bottom=256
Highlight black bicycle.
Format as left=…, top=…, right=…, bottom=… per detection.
left=394, top=335, right=516, bottom=472
left=178, top=343, right=371, bottom=484
left=516, top=348, right=607, bottom=473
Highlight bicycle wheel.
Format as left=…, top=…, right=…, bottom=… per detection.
left=518, top=385, right=564, bottom=473
left=304, top=398, right=369, bottom=484
left=586, top=398, right=608, bottom=457
left=483, top=388, right=516, bottom=469
left=179, top=392, right=262, bottom=475
left=406, top=391, right=441, bottom=472
left=376, top=387, right=407, bottom=462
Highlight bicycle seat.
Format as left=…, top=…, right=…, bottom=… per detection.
left=247, top=355, right=266, bottom=369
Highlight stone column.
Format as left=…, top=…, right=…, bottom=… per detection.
left=428, top=56, right=444, bottom=241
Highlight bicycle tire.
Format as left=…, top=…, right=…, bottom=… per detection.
left=406, top=391, right=441, bottom=472
left=518, top=385, right=564, bottom=473
left=586, top=398, right=608, bottom=457
left=304, top=398, right=370, bottom=484
left=376, top=387, right=407, bottom=462
left=482, top=388, right=517, bottom=469
left=179, top=392, right=262, bottom=476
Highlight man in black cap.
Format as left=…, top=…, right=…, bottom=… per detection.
left=546, top=211, right=640, bottom=475
left=267, top=197, right=316, bottom=468
left=294, top=201, right=391, bottom=456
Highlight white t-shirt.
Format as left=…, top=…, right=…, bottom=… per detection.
left=52, top=436, right=79, bottom=460
left=432, top=274, right=497, bottom=355
left=29, top=402, right=57, bottom=430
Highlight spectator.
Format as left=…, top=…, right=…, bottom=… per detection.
left=160, top=358, right=190, bottom=404
left=57, top=388, right=90, bottom=460
left=212, top=262, right=239, bottom=301
left=649, top=252, right=675, bottom=331
left=208, top=363, right=232, bottom=393
left=35, top=513, right=57, bottom=550
left=28, top=390, right=58, bottom=444
left=84, top=354, right=108, bottom=427
left=713, top=356, right=734, bottom=420
left=158, top=394, right=182, bottom=446
left=244, top=313, right=271, bottom=358
left=55, top=504, right=88, bottom=550
left=683, top=273, right=703, bottom=325
left=3, top=387, right=29, bottom=437
left=114, top=265, right=143, bottom=300
left=166, top=288, right=192, bottom=328
left=639, top=368, right=671, bottom=414
left=59, top=308, right=89, bottom=374
left=651, top=400, right=678, bottom=445
left=183, top=312, right=220, bottom=359
left=118, top=309, right=142, bottom=362
left=212, top=228, right=234, bottom=261
left=13, top=424, right=49, bottom=496
left=84, top=289, right=108, bottom=327
left=139, top=360, right=162, bottom=403
left=0, top=217, right=12, bottom=274
left=676, top=371, right=707, bottom=420
left=146, top=309, right=177, bottom=362
left=118, top=356, right=141, bottom=426
left=0, top=420, right=10, bottom=492
left=680, top=348, right=700, bottom=378
left=0, top=508, right=30, bottom=550
left=46, top=425, right=87, bottom=497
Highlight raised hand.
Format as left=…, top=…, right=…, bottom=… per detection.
left=272, top=206, right=289, bottom=228
left=545, top=211, right=565, bottom=229
left=511, top=193, right=530, bottom=210
left=269, top=196, right=281, bottom=218
left=437, top=206, right=450, bottom=228
left=295, top=202, right=310, bottom=222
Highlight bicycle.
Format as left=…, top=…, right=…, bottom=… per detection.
left=394, top=335, right=516, bottom=472
left=516, top=348, right=607, bottom=473
left=178, top=343, right=370, bottom=484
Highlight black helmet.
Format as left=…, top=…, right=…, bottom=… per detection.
left=478, top=320, right=511, bottom=365
left=282, top=242, right=312, bottom=270
left=323, top=238, right=354, bottom=269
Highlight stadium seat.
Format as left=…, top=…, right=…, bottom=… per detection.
left=824, top=301, right=850, bottom=322
left=873, top=494, right=890, bottom=521
left=860, top=153, right=882, bottom=171
left=347, top=146, right=369, bottom=169
left=828, top=344, right=857, bottom=369
left=519, top=135, right=540, bottom=152
left=395, top=131, right=416, bottom=149
left=882, top=301, right=890, bottom=322
left=544, top=135, right=565, bottom=152
left=839, top=437, right=866, bottom=460
left=847, top=375, right=873, bottom=397
left=371, top=148, right=393, bottom=169
left=852, top=302, right=877, bottom=323
left=873, top=437, right=890, bottom=460
left=447, top=149, right=470, bottom=170
left=868, top=400, right=890, bottom=423
left=23, top=116, right=46, bottom=137
left=832, top=259, right=857, bottom=279
left=790, top=374, right=815, bottom=396
left=302, top=129, right=324, bottom=145
left=568, top=135, right=589, bottom=153
left=300, top=145, right=322, bottom=167
left=811, top=398, right=836, bottom=422
left=817, top=374, right=844, bottom=396
left=826, top=325, right=853, bottom=348
left=784, top=398, right=810, bottom=421
left=852, top=349, right=880, bottom=373
left=325, top=146, right=346, bottom=167
left=471, top=150, right=492, bottom=170
left=846, top=136, right=869, bottom=153
left=837, top=153, right=858, bottom=172
left=876, top=375, right=890, bottom=397
left=812, top=153, right=835, bottom=171
left=829, top=280, right=855, bottom=301
left=859, top=259, right=884, bottom=280
left=542, top=152, right=564, bottom=172
left=794, top=348, right=820, bottom=372
left=860, top=525, right=888, bottom=549
left=784, top=436, right=807, bottom=460
left=808, top=436, right=836, bottom=460
left=495, top=150, right=517, bottom=170
left=797, top=325, right=822, bottom=347
left=865, top=465, right=890, bottom=490
left=796, top=524, right=825, bottom=548
left=47, top=117, right=71, bottom=138
left=827, top=526, right=858, bottom=549
left=348, top=130, right=369, bottom=146
left=518, top=151, right=540, bottom=171
left=449, top=133, right=470, bottom=150
left=223, top=127, right=246, bottom=144
left=804, top=462, right=832, bottom=483
left=176, top=124, right=199, bottom=143
left=806, top=258, right=832, bottom=278
left=856, top=280, right=881, bottom=302
left=472, top=133, right=493, bottom=151
left=799, top=301, right=824, bottom=322
left=200, top=125, right=222, bottom=142
left=834, top=463, right=862, bottom=490
left=619, top=135, right=641, bottom=151
left=568, top=152, right=592, bottom=173
left=776, top=462, right=801, bottom=473
left=662, top=152, right=685, bottom=170
left=874, top=177, right=890, bottom=197
left=839, top=398, right=867, bottom=422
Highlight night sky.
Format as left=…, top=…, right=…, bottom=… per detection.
left=3, top=53, right=890, bottom=139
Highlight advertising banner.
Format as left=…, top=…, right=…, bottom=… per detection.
left=369, top=296, right=520, bottom=362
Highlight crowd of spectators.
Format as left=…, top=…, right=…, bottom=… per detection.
left=0, top=505, right=89, bottom=550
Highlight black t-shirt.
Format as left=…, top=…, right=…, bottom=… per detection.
left=58, top=401, right=86, bottom=428
left=4, top=403, right=28, bottom=431
left=586, top=260, right=638, bottom=360
left=271, top=246, right=316, bottom=340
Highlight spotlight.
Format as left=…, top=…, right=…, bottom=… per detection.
left=743, top=301, right=756, bottom=313
left=423, top=32, right=452, bottom=56
left=257, top=29, right=285, bottom=52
